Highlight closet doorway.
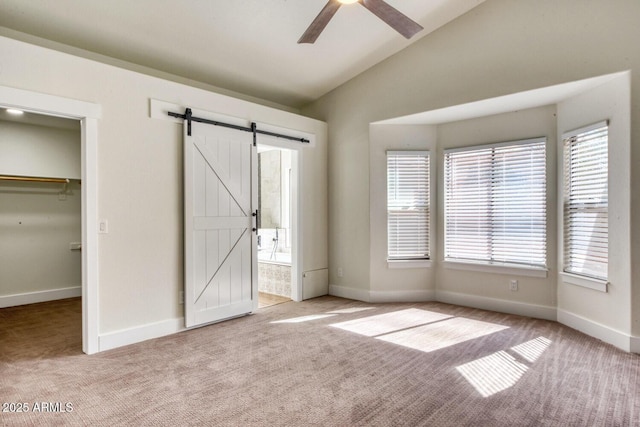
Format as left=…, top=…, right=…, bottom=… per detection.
left=0, top=108, right=82, bottom=355
left=0, top=84, right=100, bottom=354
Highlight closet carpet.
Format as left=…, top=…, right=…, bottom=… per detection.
left=1, top=296, right=639, bottom=426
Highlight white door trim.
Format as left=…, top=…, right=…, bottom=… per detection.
left=0, top=85, right=101, bottom=354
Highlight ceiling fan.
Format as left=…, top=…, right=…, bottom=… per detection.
left=298, top=0, right=424, bottom=44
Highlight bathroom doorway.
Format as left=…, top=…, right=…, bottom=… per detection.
left=257, top=145, right=294, bottom=308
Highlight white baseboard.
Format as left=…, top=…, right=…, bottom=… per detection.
left=312, top=285, right=640, bottom=354
left=329, top=284, right=435, bottom=303
left=329, top=284, right=372, bottom=302
left=99, top=317, right=185, bottom=352
left=558, top=309, right=632, bottom=352
left=369, top=289, right=435, bottom=303
left=435, top=290, right=557, bottom=321
left=0, top=286, right=81, bottom=308
left=94, top=312, right=640, bottom=355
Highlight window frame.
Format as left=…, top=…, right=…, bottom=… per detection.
left=386, top=150, right=431, bottom=264
left=443, top=137, right=548, bottom=271
left=561, top=121, right=609, bottom=285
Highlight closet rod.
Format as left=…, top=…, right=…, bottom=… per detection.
left=0, top=175, right=71, bottom=184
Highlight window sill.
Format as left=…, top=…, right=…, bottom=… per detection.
left=560, top=272, right=608, bottom=293
left=442, top=260, right=548, bottom=278
left=387, top=259, right=432, bottom=269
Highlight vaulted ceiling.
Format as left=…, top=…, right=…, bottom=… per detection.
left=0, top=0, right=484, bottom=109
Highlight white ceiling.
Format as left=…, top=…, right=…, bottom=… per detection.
left=0, top=0, right=484, bottom=109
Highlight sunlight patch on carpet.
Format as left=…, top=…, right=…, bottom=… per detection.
left=511, top=336, right=551, bottom=363
left=271, top=314, right=337, bottom=323
left=457, top=351, right=528, bottom=397
left=457, top=336, right=552, bottom=397
left=329, top=308, right=453, bottom=337
left=375, top=316, right=509, bottom=353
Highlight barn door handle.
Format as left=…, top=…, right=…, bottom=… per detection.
left=252, top=209, right=260, bottom=233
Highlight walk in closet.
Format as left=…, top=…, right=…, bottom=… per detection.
left=0, top=109, right=81, bottom=308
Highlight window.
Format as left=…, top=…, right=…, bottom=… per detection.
left=387, top=151, right=430, bottom=260
left=563, top=122, right=608, bottom=280
left=444, top=138, right=547, bottom=268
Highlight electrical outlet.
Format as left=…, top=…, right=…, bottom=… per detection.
left=509, top=280, right=518, bottom=291
left=337, top=267, right=343, bottom=278
left=98, top=219, right=108, bottom=234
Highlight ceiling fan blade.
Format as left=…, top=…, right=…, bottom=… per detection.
left=360, top=0, right=424, bottom=39
left=298, top=0, right=342, bottom=44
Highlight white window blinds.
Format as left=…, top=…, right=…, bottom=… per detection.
left=563, top=122, right=608, bottom=280
left=444, top=138, right=547, bottom=268
left=387, top=151, right=430, bottom=260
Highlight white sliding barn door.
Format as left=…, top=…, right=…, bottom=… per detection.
left=184, top=121, right=257, bottom=328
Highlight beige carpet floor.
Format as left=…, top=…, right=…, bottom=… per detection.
left=1, top=296, right=639, bottom=426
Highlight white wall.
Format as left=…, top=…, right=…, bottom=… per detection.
left=0, top=35, right=327, bottom=347
left=303, top=0, right=640, bottom=348
left=0, top=121, right=81, bottom=305
left=367, top=124, right=437, bottom=301
left=0, top=181, right=81, bottom=301
left=436, top=106, right=558, bottom=316
left=557, top=74, right=632, bottom=341
left=0, top=121, right=80, bottom=179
